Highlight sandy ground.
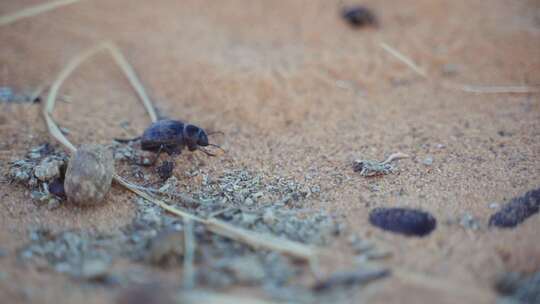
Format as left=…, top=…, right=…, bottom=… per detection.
left=0, top=0, right=539, bottom=303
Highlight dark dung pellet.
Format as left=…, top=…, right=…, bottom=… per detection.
left=369, top=207, right=437, bottom=237
left=489, top=188, right=540, bottom=228
left=341, top=6, right=378, bottom=28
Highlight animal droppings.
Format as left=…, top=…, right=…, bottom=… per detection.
left=341, top=6, right=378, bottom=28
left=369, top=207, right=437, bottom=237
left=489, top=188, right=540, bottom=228
left=64, top=144, right=114, bottom=206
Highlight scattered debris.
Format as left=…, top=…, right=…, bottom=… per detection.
left=19, top=167, right=342, bottom=297
left=0, top=86, right=40, bottom=103
left=495, top=271, right=540, bottom=304
left=353, top=152, right=409, bottom=177
left=312, top=267, right=390, bottom=292
left=7, top=144, right=69, bottom=204
left=369, top=207, right=437, bottom=237
left=64, top=144, right=115, bottom=205
left=489, top=188, right=540, bottom=228
left=341, top=6, right=378, bottom=28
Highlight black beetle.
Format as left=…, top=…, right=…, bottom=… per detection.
left=117, top=119, right=223, bottom=158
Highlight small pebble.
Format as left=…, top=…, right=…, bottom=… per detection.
left=47, top=198, right=60, bottom=210
left=459, top=212, right=480, bottom=230
left=489, top=188, right=540, bottom=228
left=218, top=256, right=265, bottom=284
left=64, top=144, right=114, bottom=206
left=78, top=259, right=110, bottom=281
left=146, top=230, right=184, bottom=265
left=34, top=159, right=63, bottom=181
left=262, top=209, right=276, bottom=226
left=369, top=207, right=437, bottom=237
left=489, top=202, right=500, bottom=209
left=422, top=156, right=434, bottom=166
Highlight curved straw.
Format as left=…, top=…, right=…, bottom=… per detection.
left=44, top=41, right=157, bottom=129
left=0, top=0, right=84, bottom=27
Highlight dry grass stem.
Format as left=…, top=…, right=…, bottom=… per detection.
left=380, top=42, right=540, bottom=94
left=382, top=152, right=410, bottom=165
left=179, top=291, right=282, bottom=304
left=0, top=0, right=84, bottom=27
left=127, top=183, right=202, bottom=206
left=453, top=84, right=540, bottom=94
left=380, top=42, right=428, bottom=78
left=183, top=219, right=196, bottom=289
left=118, top=176, right=317, bottom=261
left=44, top=41, right=156, bottom=127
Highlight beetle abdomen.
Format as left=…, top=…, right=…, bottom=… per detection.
left=141, top=119, right=185, bottom=151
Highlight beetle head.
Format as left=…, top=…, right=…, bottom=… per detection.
left=184, top=124, right=208, bottom=151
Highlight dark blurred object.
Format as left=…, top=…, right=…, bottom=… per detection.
left=116, top=282, right=176, bottom=304
left=341, top=6, right=378, bottom=28
left=49, top=178, right=66, bottom=198
left=156, top=160, right=174, bottom=180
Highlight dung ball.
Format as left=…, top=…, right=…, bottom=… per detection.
left=65, top=144, right=114, bottom=206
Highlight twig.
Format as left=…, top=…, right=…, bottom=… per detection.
left=452, top=84, right=540, bottom=94
left=179, top=291, right=282, bottom=304
left=183, top=219, right=196, bottom=289
left=380, top=42, right=427, bottom=78
left=127, top=183, right=202, bottom=206
left=205, top=217, right=316, bottom=261
left=0, top=0, right=84, bottom=27
left=381, top=152, right=410, bottom=165
left=380, top=42, right=540, bottom=94
left=44, top=41, right=157, bottom=126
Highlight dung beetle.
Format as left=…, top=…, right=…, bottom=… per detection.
left=117, top=119, right=223, bottom=158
